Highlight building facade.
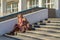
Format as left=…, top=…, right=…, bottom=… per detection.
left=0, top=0, right=60, bottom=18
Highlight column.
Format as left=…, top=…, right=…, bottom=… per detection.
left=46, top=0, right=48, bottom=8
left=35, top=0, right=37, bottom=7
left=27, top=0, right=30, bottom=9
left=1, top=0, right=7, bottom=17
left=38, top=0, right=42, bottom=7
left=18, top=0, right=27, bottom=12
left=11, top=3, right=13, bottom=13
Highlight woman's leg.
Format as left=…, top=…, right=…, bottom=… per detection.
left=26, top=24, right=32, bottom=30
left=14, top=24, right=20, bottom=35
left=20, top=26, right=26, bottom=33
left=26, top=24, right=29, bottom=30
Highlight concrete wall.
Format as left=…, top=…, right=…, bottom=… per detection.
left=0, top=9, right=48, bottom=35
left=24, top=9, right=48, bottom=24
left=53, top=0, right=60, bottom=18
left=47, top=0, right=60, bottom=18
left=0, top=18, right=17, bottom=35
left=48, top=9, right=56, bottom=18
left=56, top=0, right=60, bottom=18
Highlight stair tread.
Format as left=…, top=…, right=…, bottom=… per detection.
left=5, top=35, right=40, bottom=40
left=48, top=18, right=60, bottom=20
left=17, top=32, right=60, bottom=40
left=40, top=25, right=60, bottom=28
left=26, top=30, right=60, bottom=37
left=17, top=32, right=46, bottom=40
left=36, top=28, right=60, bottom=33
left=45, top=23, right=60, bottom=26
left=49, top=20, right=60, bottom=21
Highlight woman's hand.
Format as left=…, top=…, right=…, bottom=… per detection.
left=20, top=23, right=23, bottom=26
left=18, top=22, right=23, bottom=26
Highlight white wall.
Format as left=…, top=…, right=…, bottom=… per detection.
left=0, top=9, right=48, bottom=35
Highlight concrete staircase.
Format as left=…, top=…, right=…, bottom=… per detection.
left=5, top=18, right=60, bottom=40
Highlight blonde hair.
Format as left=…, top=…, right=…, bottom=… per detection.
left=17, top=14, right=23, bottom=18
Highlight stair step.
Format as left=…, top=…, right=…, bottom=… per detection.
left=17, top=32, right=60, bottom=40
left=35, top=28, right=60, bottom=33
left=46, top=23, right=60, bottom=26
left=48, top=18, right=60, bottom=21
left=5, top=35, right=40, bottom=40
left=18, top=32, right=60, bottom=40
left=17, top=32, right=46, bottom=40
left=26, top=30, right=60, bottom=38
left=40, top=25, right=60, bottom=28
left=39, top=25, right=60, bottom=30
left=47, top=18, right=60, bottom=23
left=49, top=21, right=60, bottom=23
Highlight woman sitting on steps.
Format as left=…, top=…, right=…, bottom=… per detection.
left=7, top=14, right=35, bottom=35
left=15, top=14, right=31, bottom=33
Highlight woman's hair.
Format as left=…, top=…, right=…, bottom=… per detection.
left=17, top=14, right=23, bottom=18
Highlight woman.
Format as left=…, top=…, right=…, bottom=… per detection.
left=7, top=14, right=30, bottom=35
left=17, top=14, right=30, bottom=32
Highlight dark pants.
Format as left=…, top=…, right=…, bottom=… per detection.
left=14, top=24, right=26, bottom=33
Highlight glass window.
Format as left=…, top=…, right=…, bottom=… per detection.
left=28, top=0, right=38, bottom=9
left=42, top=4, right=46, bottom=8
left=7, top=2, right=18, bottom=14
left=42, top=0, right=46, bottom=8
left=48, top=5, right=50, bottom=8
left=30, top=0, right=32, bottom=8
left=51, top=4, right=54, bottom=8
left=51, top=0, right=54, bottom=3
left=42, top=0, right=54, bottom=8
left=7, top=3, right=11, bottom=13
left=36, top=0, right=38, bottom=6
left=12, top=2, right=18, bottom=13
left=47, top=0, right=50, bottom=3
left=42, top=0, right=46, bottom=3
